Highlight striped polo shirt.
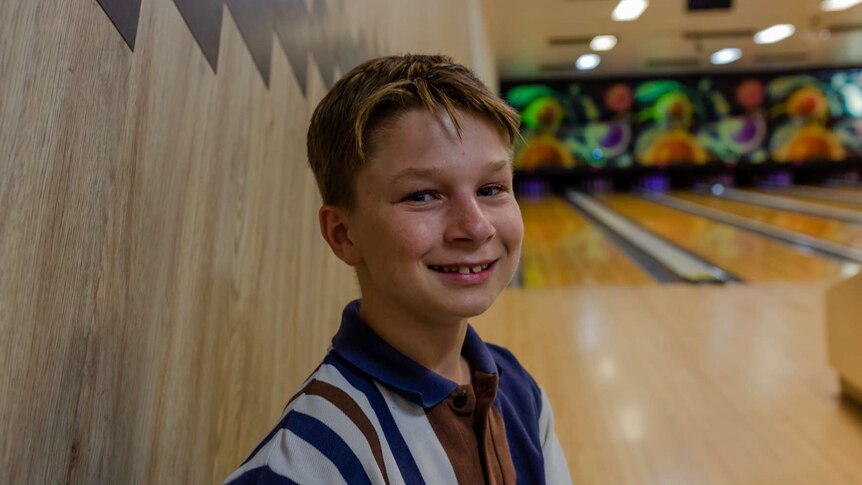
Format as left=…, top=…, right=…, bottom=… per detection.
left=224, top=300, right=571, bottom=484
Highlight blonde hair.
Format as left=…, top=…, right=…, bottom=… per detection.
left=307, top=54, right=520, bottom=209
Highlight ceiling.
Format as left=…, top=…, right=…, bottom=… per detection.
left=485, top=0, right=862, bottom=81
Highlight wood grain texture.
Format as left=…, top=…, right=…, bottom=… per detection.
left=0, top=0, right=494, bottom=482
left=473, top=283, right=862, bottom=484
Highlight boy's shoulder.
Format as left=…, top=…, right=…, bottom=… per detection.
left=223, top=355, right=390, bottom=485
left=485, top=343, right=543, bottom=413
left=225, top=342, right=551, bottom=485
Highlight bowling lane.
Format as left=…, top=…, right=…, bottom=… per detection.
left=827, top=183, right=862, bottom=193
left=519, top=197, right=654, bottom=287
left=752, top=191, right=862, bottom=211
left=600, top=194, right=848, bottom=282
left=673, top=192, right=862, bottom=250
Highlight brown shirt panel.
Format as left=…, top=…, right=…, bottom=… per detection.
left=426, top=371, right=517, bottom=485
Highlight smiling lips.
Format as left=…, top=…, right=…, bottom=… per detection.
left=428, top=260, right=497, bottom=274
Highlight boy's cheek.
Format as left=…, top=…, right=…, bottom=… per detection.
left=497, top=208, right=525, bottom=241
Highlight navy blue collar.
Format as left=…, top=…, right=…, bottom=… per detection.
left=331, top=300, right=502, bottom=408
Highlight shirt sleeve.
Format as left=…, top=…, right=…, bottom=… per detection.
left=538, top=387, right=573, bottom=485
left=222, top=423, right=349, bottom=485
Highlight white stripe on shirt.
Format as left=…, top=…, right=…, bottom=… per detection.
left=375, top=383, right=459, bottom=484
left=292, top=394, right=387, bottom=484
left=539, top=388, right=572, bottom=485
left=222, top=429, right=280, bottom=484
left=313, top=364, right=405, bottom=485
left=270, top=429, right=350, bottom=485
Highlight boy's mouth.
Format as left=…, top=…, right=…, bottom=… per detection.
left=427, top=260, right=497, bottom=274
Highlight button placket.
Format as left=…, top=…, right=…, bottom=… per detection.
left=448, top=385, right=475, bottom=415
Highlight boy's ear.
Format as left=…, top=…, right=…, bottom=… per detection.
left=319, top=205, right=362, bottom=266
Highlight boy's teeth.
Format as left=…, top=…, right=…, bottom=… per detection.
left=431, top=262, right=493, bottom=274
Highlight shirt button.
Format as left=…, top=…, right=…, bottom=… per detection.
left=453, top=392, right=468, bottom=408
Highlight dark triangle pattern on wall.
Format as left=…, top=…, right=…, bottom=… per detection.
left=226, top=0, right=275, bottom=87
left=309, top=0, right=336, bottom=89
left=272, top=0, right=312, bottom=95
left=173, top=0, right=225, bottom=71
left=96, top=0, right=143, bottom=49
left=94, top=0, right=380, bottom=94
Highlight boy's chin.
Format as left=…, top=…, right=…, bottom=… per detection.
left=440, top=293, right=499, bottom=319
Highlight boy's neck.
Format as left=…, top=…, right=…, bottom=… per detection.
left=358, top=298, right=472, bottom=385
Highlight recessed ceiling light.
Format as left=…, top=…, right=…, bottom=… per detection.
left=591, top=35, right=619, bottom=51
left=612, top=0, right=649, bottom=21
left=710, top=47, right=742, bottom=65
left=754, top=24, right=796, bottom=44
left=576, top=54, right=601, bottom=71
left=821, top=0, right=862, bottom=11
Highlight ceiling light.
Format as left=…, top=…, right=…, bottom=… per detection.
left=612, top=0, right=649, bottom=21
left=576, top=54, right=601, bottom=71
left=710, top=47, right=742, bottom=65
left=591, top=35, right=618, bottom=51
left=754, top=24, right=795, bottom=44
left=821, top=0, right=862, bottom=11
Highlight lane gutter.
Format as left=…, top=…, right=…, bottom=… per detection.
left=704, top=187, right=862, bottom=225
left=773, top=186, right=862, bottom=206
left=645, top=191, right=862, bottom=265
left=565, top=190, right=738, bottom=284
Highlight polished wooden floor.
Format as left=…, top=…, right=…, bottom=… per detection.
left=474, top=282, right=862, bottom=485
left=503, top=187, right=862, bottom=483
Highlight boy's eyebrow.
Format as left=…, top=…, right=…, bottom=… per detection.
left=390, top=167, right=445, bottom=183
left=390, top=159, right=512, bottom=183
left=487, top=159, right=514, bottom=172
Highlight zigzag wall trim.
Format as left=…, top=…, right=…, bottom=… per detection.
left=226, top=0, right=274, bottom=88
left=97, top=0, right=143, bottom=49
left=173, top=0, right=225, bottom=71
left=96, top=0, right=381, bottom=94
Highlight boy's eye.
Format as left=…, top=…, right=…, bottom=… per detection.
left=403, top=191, right=436, bottom=203
left=478, top=184, right=505, bottom=197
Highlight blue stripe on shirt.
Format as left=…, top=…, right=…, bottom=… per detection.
left=327, top=354, right=425, bottom=485
left=488, top=344, right=546, bottom=484
left=238, top=415, right=290, bottom=468
left=226, top=467, right=299, bottom=485
left=288, top=411, right=372, bottom=485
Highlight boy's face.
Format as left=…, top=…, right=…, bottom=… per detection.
left=346, top=108, right=523, bottom=325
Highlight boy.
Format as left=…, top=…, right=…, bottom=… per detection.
left=224, top=54, right=571, bottom=484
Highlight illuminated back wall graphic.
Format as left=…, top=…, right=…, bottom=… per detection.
left=503, top=69, right=862, bottom=172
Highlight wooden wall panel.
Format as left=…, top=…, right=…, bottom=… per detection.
left=0, top=0, right=495, bottom=482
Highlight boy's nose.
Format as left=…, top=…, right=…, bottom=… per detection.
left=446, top=197, right=496, bottom=243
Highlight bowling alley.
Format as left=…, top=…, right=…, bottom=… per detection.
left=2, top=0, right=862, bottom=483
